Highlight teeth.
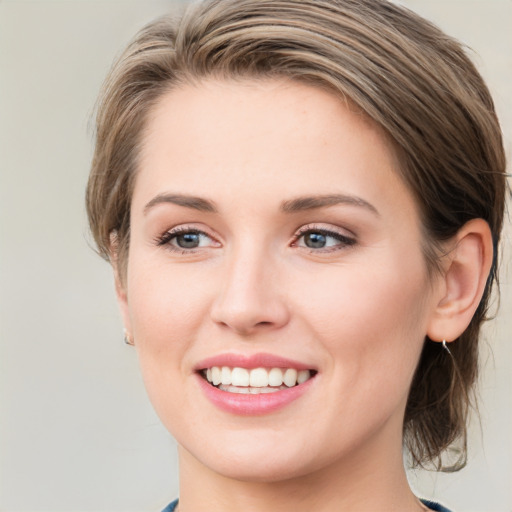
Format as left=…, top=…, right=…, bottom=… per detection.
left=221, top=366, right=231, bottom=385
left=268, top=368, right=283, bottom=386
left=297, top=369, right=310, bottom=384
left=249, top=368, right=268, bottom=387
left=218, top=384, right=288, bottom=394
left=231, top=367, right=250, bottom=387
left=203, top=366, right=312, bottom=390
left=283, top=368, right=298, bottom=387
left=211, top=367, right=221, bottom=386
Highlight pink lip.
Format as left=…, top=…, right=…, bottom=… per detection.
left=194, top=352, right=314, bottom=371
left=195, top=373, right=315, bottom=416
left=194, top=352, right=317, bottom=415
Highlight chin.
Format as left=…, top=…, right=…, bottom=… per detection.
left=177, top=426, right=335, bottom=484
left=202, top=452, right=318, bottom=483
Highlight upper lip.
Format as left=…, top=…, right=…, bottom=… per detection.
left=194, top=353, right=315, bottom=371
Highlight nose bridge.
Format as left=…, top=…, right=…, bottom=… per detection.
left=211, top=237, right=289, bottom=334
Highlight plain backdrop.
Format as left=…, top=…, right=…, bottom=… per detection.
left=0, top=1, right=510, bottom=511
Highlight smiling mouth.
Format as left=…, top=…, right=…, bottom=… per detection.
left=201, top=366, right=317, bottom=394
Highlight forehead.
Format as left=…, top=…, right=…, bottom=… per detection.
left=135, top=78, right=415, bottom=220
left=142, top=77, right=388, bottom=158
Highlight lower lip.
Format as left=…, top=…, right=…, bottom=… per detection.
left=196, top=373, right=315, bottom=415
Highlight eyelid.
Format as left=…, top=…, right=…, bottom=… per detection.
left=294, top=223, right=356, bottom=238
left=155, top=224, right=221, bottom=249
left=154, top=222, right=356, bottom=253
left=292, top=223, right=357, bottom=250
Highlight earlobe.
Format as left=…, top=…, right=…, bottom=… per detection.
left=427, top=219, right=493, bottom=343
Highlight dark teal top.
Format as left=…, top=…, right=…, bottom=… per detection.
left=162, top=498, right=452, bottom=511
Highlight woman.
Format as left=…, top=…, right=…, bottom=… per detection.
left=86, top=1, right=507, bottom=511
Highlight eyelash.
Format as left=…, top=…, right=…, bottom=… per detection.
left=155, top=225, right=356, bottom=254
left=155, top=226, right=218, bottom=253
left=292, top=225, right=356, bottom=253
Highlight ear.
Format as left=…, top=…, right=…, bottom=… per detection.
left=427, top=219, right=494, bottom=344
left=110, top=232, right=133, bottom=338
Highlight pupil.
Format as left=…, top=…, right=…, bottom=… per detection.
left=177, top=233, right=200, bottom=248
left=305, top=232, right=326, bottom=248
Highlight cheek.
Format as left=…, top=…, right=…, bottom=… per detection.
left=125, top=284, right=200, bottom=439
left=293, top=251, right=431, bottom=396
left=297, top=253, right=428, bottom=331
left=126, top=256, right=212, bottom=343
left=124, top=256, right=214, bottom=406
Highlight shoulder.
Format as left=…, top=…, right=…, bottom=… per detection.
left=161, top=499, right=179, bottom=512
left=421, top=498, right=453, bottom=512
left=162, top=498, right=452, bottom=512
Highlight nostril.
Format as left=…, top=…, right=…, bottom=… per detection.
left=209, top=263, right=291, bottom=331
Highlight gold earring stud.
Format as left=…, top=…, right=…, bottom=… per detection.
left=123, top=329, right=135, bottom=346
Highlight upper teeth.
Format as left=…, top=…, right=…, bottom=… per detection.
left=204, top=367, right=312, bottom=388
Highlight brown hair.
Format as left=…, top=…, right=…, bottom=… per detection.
left=86, top=0, right=507, bottom=470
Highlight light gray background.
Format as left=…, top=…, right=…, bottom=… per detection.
left=0, top=1, right=510, bottom=511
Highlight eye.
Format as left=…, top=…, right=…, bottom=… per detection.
left=294, top=227, right=356, bottom=251
left=173, top=232, right=206, bottom=249
left=302, top=232, right=332, bottom=249
left=156, top=227, right=219, bottom=251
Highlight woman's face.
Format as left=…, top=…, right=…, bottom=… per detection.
left=119, top=79, right=442, bottom=481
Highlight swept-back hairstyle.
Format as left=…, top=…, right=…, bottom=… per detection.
left=86, top=0, right=507, bottom=470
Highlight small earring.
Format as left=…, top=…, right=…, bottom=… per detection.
left=124, top=328, right=135, bottom=346
left=442, top=339, right=452, bottom=356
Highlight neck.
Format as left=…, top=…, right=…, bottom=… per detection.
left=176, top=417, right=424, bottom=512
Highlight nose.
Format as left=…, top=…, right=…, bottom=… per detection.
left=210, top=247, right=290, bottom=336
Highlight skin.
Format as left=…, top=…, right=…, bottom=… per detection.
left=115, top=79, right=492, bottom=512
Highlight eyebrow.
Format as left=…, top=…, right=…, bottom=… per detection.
left=144, top=193, right=218, bottom=214
left=281, top=194, right=379, bottom=216
left=143, top=192, right=379, bottom=216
